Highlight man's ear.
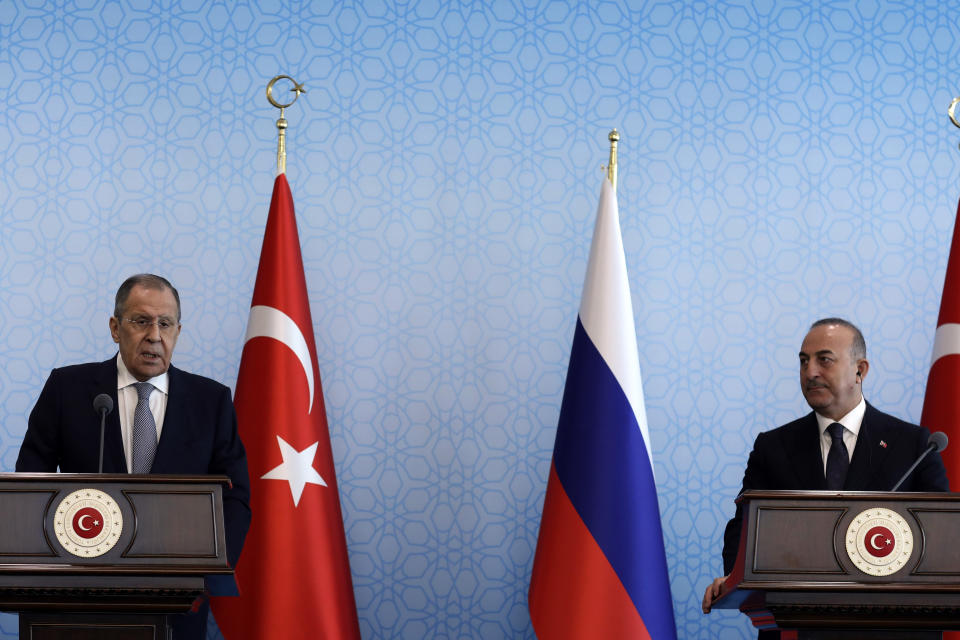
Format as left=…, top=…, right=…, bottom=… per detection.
left=856, top=359, right=869, bottom=381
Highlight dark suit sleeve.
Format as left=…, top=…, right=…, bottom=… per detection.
left=722, top=431, right=772, bottom=574
left=209, top=385, right=252, bottom=568
left=16, top=369, right=63, bottom=472
left=721, top=506, right=744, bottom=576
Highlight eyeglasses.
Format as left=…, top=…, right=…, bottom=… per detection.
left=118, top=317, right=179, bottom=334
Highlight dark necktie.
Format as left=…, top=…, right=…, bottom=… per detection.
left=825, top=421, right=849, bottom=490
left=132, top=382, right=157, bottom=473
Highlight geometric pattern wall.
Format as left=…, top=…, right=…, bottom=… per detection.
left=2, top=2, right=960, bottom=638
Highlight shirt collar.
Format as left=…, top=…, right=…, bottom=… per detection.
left=815, top=395, right=866, bottom=436
left=116, top=353, right=169, bottom=394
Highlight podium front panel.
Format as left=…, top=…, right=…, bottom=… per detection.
left=714, top=490, right=960, bottom=633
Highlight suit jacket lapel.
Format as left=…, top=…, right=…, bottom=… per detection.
left=93, top=357, right=127, bottom=473
left=151, top=365, right=188, bottom=473
left=793, top=413, right=827, bottom=489
left=846, top=403, right=889, bottom=490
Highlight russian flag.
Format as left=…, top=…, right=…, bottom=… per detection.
left=528, top=177, right=677, bottom=639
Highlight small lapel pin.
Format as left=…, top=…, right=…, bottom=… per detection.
left=879, top=440, right=887, bottom=448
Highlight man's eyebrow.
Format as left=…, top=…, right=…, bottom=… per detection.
left=799, top=350, right=836, bottom=358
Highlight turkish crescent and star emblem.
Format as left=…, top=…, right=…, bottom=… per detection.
left=845, top=507, right=913, bottom=576
left=863, top=525, right=895, bottom=558
left=53, top=489, right=122, bottom=558
left=247, top=305, right=328, bottom=507
left=72, top=507, right=105, bottom=539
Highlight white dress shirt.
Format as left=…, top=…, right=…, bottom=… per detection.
left=815, top=396, right=866, bottom=474
left=115, top=353, right=169, bottom=473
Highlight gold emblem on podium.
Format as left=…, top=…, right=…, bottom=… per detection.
left=53, top=489, right=123, bottom=558
left=845, top=507, right=913, bottom=577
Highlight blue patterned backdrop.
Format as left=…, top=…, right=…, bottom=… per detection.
left=2, top=1, right=960, bottom=638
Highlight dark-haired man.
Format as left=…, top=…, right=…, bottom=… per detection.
left=701, top=318, right=948, bottom=633
left=17, top=273, right=251, bottom=640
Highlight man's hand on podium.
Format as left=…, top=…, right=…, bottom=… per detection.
left=701, top=575, right=728, bottom=613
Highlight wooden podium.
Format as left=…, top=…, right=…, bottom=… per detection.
left=713, top=490, right=960, bottom=639
left=0, top=472, right=233, bottom=640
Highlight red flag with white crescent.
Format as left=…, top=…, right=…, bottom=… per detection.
left=921, top=198, right=960, bottom=640
left=922, top=197, right=960, bottom=490
left=211, top=174, right=361, bottom=639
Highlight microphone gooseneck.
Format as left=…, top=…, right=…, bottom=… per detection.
left=92, top=393, right=114, bottom=474
left=890, top=431, right=948, bottom=492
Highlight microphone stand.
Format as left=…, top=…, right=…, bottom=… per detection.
left=891, top=444, right=936, bottom=492
left=98, top=409, right=107, bottom=474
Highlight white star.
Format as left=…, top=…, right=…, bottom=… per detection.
left=261, top=435, right=327, bottom=506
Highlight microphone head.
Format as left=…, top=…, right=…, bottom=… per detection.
left=929, top=431, right=948, bottom=453
left=93, top=393, right=114, bottom=416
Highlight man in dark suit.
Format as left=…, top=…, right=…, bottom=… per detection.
left=16, top=273, right=251, bottom=640
left=701, top=318, right=949, bottom=628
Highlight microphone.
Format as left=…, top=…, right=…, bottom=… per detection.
left=92, top=394, right=114, bottom=474
left=890, top=431, right=948, bottom=491
left=93, top=394, right=113, bottom=415
left=930, top=431, right=949, bottom=453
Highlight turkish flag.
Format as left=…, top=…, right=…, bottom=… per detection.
left=922, top=198, right=960, bottom=640
left=922, top=198, right=960, bottom=491
left=211, top=174, right=361, bottom=639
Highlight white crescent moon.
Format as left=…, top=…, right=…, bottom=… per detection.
left=932, top=323, right=960, bottom=366
left=870, top=533, right=886, bottom=550
left=78, top=514, right=94, bottom=531
left=245, top=305, right=315, bottom=413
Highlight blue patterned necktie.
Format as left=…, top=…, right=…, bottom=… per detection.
left=132, top=382, right=157, bottom=473
left=825, top=422, right=849, bottom=490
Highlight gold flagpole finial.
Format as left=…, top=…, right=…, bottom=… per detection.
left=266, top=75, right=306, bottom=174
left=606, top=129, right=620, bottom=191
left=950, top=98, right=960, bottom=151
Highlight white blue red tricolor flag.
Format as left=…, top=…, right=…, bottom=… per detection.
left=528, top=177, right=677, bottom=639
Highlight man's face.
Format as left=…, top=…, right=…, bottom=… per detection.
left=799, top=324, right=867, bottom=421
left=109, top=285, right=181, bottom=382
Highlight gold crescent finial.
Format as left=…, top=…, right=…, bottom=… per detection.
left=267, top=75, right=306, bottom=174
left=266, top=75, right=306, bottom=109
left=950, top=97, right=960, bottom=130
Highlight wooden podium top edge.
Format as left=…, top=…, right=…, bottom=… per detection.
left=0, top=473, right=231, bottom=486
left=736, top=489, right=959, bottom=503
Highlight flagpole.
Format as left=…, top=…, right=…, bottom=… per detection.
left=266, top=75, right=307, bottom=174
left=213, top=74, right=362, bottom=640
left=925, top=96, right=960, bottom=640
left=606, top=129, right=620, bottom=190
left=528, top=126, right=678, bottom=639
